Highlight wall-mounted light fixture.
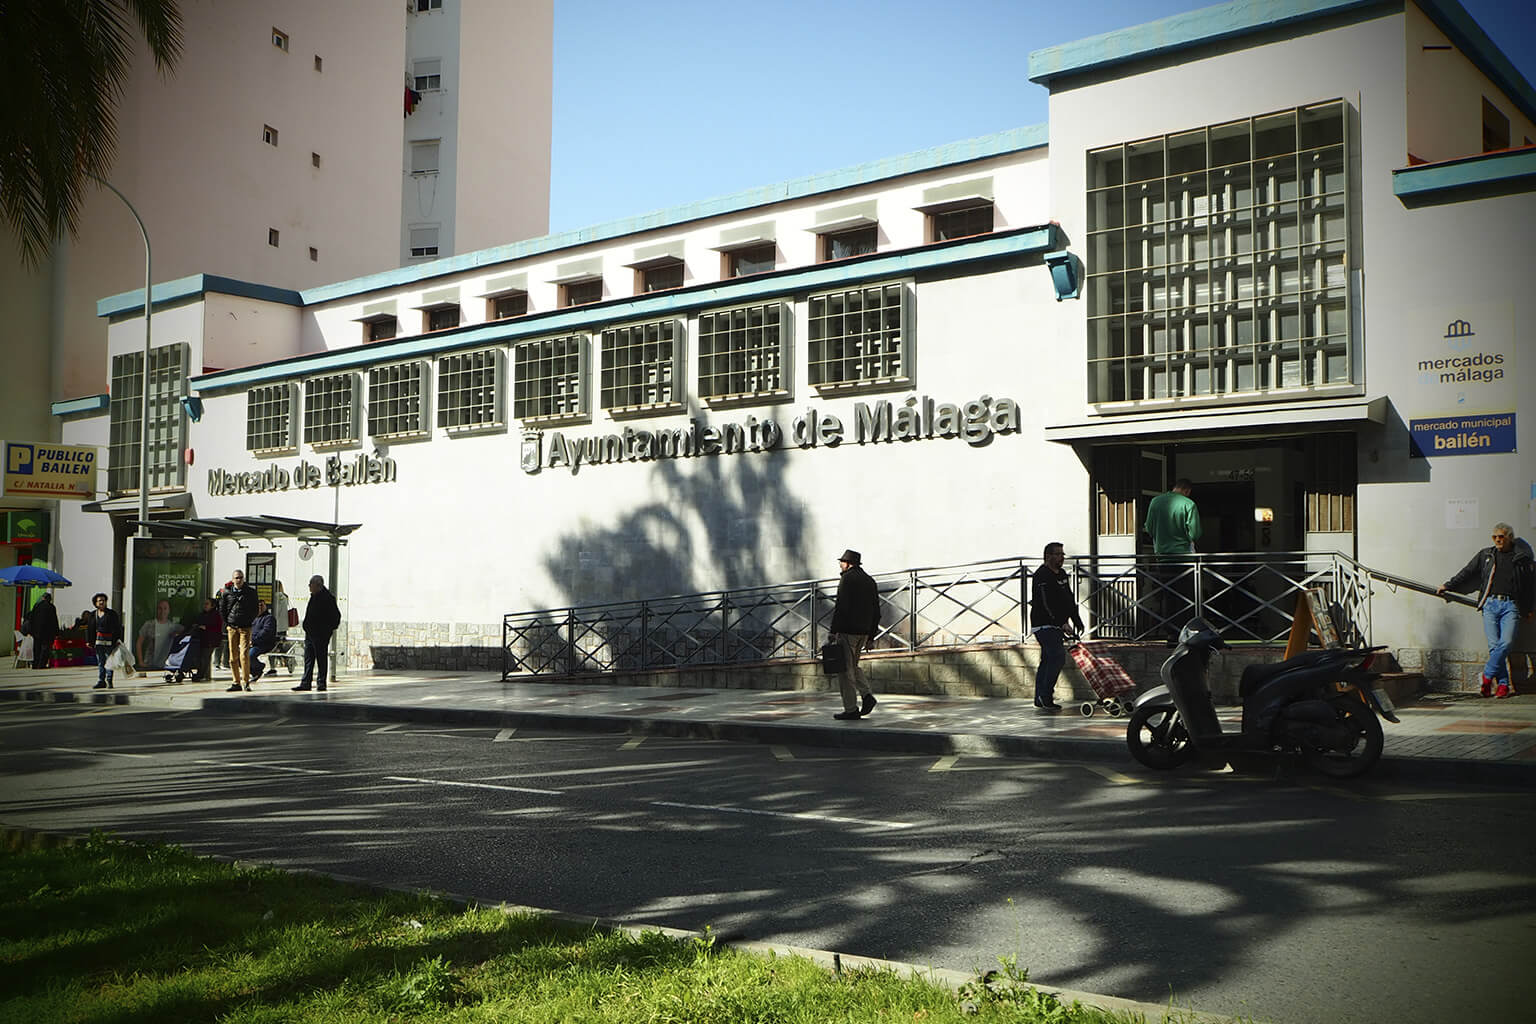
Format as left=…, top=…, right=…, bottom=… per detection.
left=1044, top=250, right=1080, bottom=301
left=180, top=395, right=203, bottom=422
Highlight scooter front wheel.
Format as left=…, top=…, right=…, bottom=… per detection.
left=1302, top=695, right=1384, bottom=779
left=1127, top=703, right=1193, bottom=769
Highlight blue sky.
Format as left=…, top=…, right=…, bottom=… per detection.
left=548, top=0, right=1536, bottom=233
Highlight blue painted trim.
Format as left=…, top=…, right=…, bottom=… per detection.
left=1392, top=146, right=1536, bottom=198
left=1029, top=1, right=1534, bottom=126
left=191, top=227, right=1060, bottom=393
left=97, top=273, right=304, bottom=319
left=299, top=125, right=1048, bottom=306
left=1028, top=1, right=1380, bottom=84
left=51, top=394, right=110, bottom=417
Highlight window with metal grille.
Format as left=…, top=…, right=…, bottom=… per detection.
left=725, top=243, right=775, bottom=278
left=425, top=305, right=459, bottom=332
left=819, top=225, right=878, bottom=262
left=697, top=302, right=788, bottom=404
left=1085, top=100, right=1350, bottom=404
left=438, top=348, right=504, bottom=433
left=560, top=278, right=602, bottom=307
left=513, top=336, right=586, bottom=423
left=365, top=317, right=397, bottom=342
left=246, top=383, right=296, bottom=454
left=807, top=282, right=909, bottom=391
left=601, top=319, right=682, bottom=413
left=489, top=292, right=527, bottom=320
left=638, top=260, right=684, bottom=293
left=108, top=344, right=187, bottom=493
left=929, top=203, right=992, bottom=241
left=367, top=361, right=429, bottom=440
left=303, top=373, right=359, bottom=447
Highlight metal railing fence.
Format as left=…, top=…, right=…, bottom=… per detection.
left=501, top=550, right=1380, bottom=679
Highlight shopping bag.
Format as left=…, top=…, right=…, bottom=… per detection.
left=106, top=642, right=137, bottom=677
left=287, top=608, right=300, bottom=628
left=820, top=639, right=847, bottom=675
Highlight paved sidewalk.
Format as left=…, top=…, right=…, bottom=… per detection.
left=3, top=661, right=1533, bottom=785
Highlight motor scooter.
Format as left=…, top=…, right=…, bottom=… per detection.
left=1126, top=619, right=1398, bottom=779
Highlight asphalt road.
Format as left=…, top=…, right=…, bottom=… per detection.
left=0, top=700, right=1531, bottom=1024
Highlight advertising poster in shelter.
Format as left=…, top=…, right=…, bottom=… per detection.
left=129, top=538, right=208, bottom=670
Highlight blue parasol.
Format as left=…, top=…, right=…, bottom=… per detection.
left=0, top=565, right=72, bottom=588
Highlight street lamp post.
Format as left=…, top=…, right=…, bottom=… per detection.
left=92, top=178, right=152, bottom=538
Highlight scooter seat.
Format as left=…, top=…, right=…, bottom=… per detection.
left=1239, top=649, right=1353, bottom=698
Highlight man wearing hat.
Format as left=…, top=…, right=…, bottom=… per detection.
left=830, top=549, right=880, bottom=721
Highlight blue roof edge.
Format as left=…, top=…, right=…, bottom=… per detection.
left=298, top=124, right=1049, bottom=306
left=98, top=273, right=303, bottom=319
left=51, top=394, right=110, bottom=417
left=1391, top=146, right=1536, bottom=198
left=1027, top=0, right=1381, bottom=84
left=1027, top=0, right=1535, bottom=125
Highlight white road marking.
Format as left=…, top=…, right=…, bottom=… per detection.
left=770, top=745, right=794, bottom=761
left=46, top=746, right=153, bottom=760
left=494, top=728, right=517, bottom=742
left=653, top=800, right=916, bottom=830
left=484, top=758, right=716, bottom=781
left=385, top=775, right=563, bottom=796
left=620, top=737, right=646, bottom=750
left=1083, top=765, right=1141, bottom=784
left=929, top=756, right=958, bottom=772
left=368, top=723, right=403, bottom=734
left=195, top=759, right=328, bottom=775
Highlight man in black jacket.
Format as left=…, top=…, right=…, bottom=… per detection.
left=1030, top=542, right=1085, bottom=711
left=830, top=549, right=880, bottom=721
left=88, top=592, right=123, bottom=689
left=294, top=574, right=342, bottom=692
left=25, top=593, right=58, bottom=670
left=1439, top=522, right=1534, bottom=698
left=219, top=570, right=260, bottom=691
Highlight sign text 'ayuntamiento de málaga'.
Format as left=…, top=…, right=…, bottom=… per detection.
left=523, top=394, right=1020, bottom=475
left=206, top=394, right=1019, bottom=494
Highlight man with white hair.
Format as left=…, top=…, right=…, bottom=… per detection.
left=293, top=575, right=341, bottom=692
left=1440, top=522, right=1534, bottom=698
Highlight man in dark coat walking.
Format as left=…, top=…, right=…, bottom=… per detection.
left=25, top=593, right=59, bottom=670
left=829, top=548, right=880, bottom=721
left=294, top=574, right=342, bottom=692
left=1030, top=541, right=1085, bottom=711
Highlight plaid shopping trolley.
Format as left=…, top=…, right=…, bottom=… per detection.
left=1068, top=642, right=1138, bottom=718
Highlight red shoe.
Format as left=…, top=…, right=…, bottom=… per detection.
left=1480, top=675, right=1494, bottom=698
left=1495, top=683, right=1513, bottom=699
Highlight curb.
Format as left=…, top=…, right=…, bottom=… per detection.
left=0, top=823, right=1238, bottom=1023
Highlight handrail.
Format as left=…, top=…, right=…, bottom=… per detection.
left=501, top=549, right=1418, bottom=679
left=1361, top=566, right=1479, bottom=607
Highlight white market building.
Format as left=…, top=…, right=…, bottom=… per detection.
left=51, top=0, right=1536, bottom=688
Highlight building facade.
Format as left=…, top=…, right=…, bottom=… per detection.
left=43, top=0, right=1536, bottom=688
left=2, top=0, right=552, bottom=645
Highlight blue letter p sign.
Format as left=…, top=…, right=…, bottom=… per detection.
left=7, top=443, right=32, bottom=475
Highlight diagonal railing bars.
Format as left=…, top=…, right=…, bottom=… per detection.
left=503, top=550, right=1391, bottom=679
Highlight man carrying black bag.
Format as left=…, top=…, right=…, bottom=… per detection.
left=830, top=548, right=880, bottom=721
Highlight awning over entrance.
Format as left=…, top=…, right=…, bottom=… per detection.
left=1044, top=395, right=1388, bottom=444
left=127, top=515, right=362, bottom=542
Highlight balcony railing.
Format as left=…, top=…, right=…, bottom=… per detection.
left=502, top=551, right=1380, bottom=678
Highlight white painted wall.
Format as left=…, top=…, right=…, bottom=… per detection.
left=1406, top=1, right=1536, bottom=163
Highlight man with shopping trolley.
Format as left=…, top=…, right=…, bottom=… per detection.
left=1030, top=542, right=1084, bottom=711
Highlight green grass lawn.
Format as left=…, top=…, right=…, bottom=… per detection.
left=0, top=831, right=1204, bottom=1023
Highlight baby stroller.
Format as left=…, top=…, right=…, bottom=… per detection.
left=1068, top=641, right=1137, bottom=718
left=163, top=632, right=200, bottom=683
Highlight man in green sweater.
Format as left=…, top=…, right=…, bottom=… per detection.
left=1144, top=479, right=1202, bottom=640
